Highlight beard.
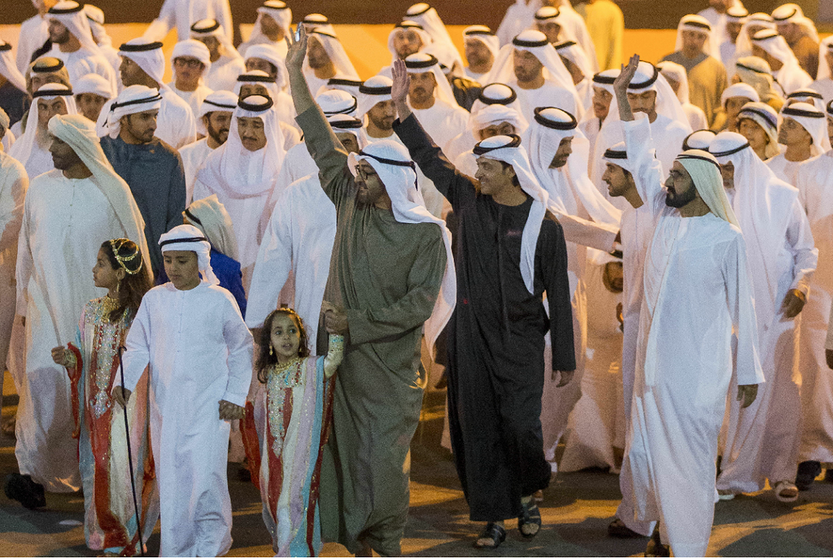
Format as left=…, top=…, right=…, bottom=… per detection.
left=665, top=184, right=698, bottom=208
left=207, top=122, right=229, bottom=145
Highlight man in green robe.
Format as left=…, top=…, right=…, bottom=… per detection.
left=286, top=28, right=449, bottom=557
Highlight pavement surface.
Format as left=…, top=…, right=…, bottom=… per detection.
left=2, top=371, right=833, bottom=557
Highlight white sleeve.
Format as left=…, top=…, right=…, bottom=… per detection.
left=622, top=115, right=665, bottom=216
left=221, top=297, right=254, bottom=406
left=14, top=192, right=33, bottom=317
left=119, top=298, right=152, bottom=393
left=784, top=197, right=817, bottom=296
left=554, top=213, right=618, bottom=252
left=246, top=191, right=293, bottom=328
left=142, top=0, right=177, bottom=42
left=724, top=234, right=765, bottom=386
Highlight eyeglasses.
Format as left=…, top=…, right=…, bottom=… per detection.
left=174, top=58, right=204, bottom=69
left=354, top=166, right=378, bottom=180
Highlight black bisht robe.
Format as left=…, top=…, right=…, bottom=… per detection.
left=394, top=115, right=575, bottom=521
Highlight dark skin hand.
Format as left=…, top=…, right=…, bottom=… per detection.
left=321, top=300, right=349, bottom=335
left=737, top=384, right=758, bottom=408
left=781, top=289, right=806, bottom=319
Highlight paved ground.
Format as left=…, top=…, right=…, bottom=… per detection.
left=3, top=372, right=833, bottom=557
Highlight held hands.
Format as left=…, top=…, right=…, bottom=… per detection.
left=219, top=399, right=245, bottom=420
left=51, top=346, right=68, bottom=366
left=113, top=386, right=132, bottom=408
left=737, top=384, right=758, bottom=408
left=321, top=300, right=349, bottom=335
left=284, top=24, right=308, bottom=73
left=552, top=369, right=575, bottom=387
left=781, top=289, right=806, bottom=318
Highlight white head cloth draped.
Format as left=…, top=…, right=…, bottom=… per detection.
left=244, top=44, right=288, bottom=89
left=170, top=39, right=212, bottom=83
left=317, top=89, right=359, bottom=117
left=656, top=60, right=693, bottom=105
left=772, top=3, right=819, bottom=43
left=196, top=89, right=238, bottom=135
left=485, top=30, right=580, bottom=104
left=469, top=104, right=528, bottom=141
left=737, top=101, right=780, bottom=159
left=579, top=69, right=619, bottom=126
left=102, top=85, right=162, bottom=139
left=302, top=14, right=335, bottom=35
left=470, top=83, right=528, bottom=126
left=721, top=82, right=760, bottom=106
left=751, top=29, right=810, bottom=93
left=119, top=38, right=168, bottom=88
left=786, top=88, right=824, bottom=111
left=526, top=106, right=622, bottom=226
left=159, top=224, right=219, bottom=286
left=470, top=133, right=562, bottom=293
left=463, top=26, right=500, bottom=61
left=674, top=14, right=722, bottom=61
left=404, top=52, right=458, bottom=107
left=346, top=140, right=455, bottom=353
left=357, top=75, right=392, bottom=119
left=74, top=72, right=114, bottom=99
left=184, top=194, right=239, bottom=260
left=675, top=150, right=739, bottom=226
left=816, top=36, right=833, bottom=81
left=781, top=101, right=831, bottom=155
left=387, top=21, right=433, bottom=66
left=249, top=1, right=292, bottom=44
left=9, top=83, right=77, bottom=170
left=49, top=113, right=150, bottom=268
left=196, top=94, right=285, bottom=199
left=735, top=12, right=776, bottom=62
left=735, top=55, right=783, bottom=100
left=320, top=77, right=363, bottom=99
left=190, top=19, right=243, bottom=62
left=305, top=28, right=361, bottom=81
left=83, top=4, right=113, bottom=49
left=0, top=41, right=27, bottom=92
left=405, top=3, right=464, bottom=69
left=48, top=1, right=101, bottom=54
left=683, top=129, right=717, bottom=150
left=709, top=130, right=797, bottom=323
left=554, top=40, right=594, bottom=82
left=233, top=70, right=280, bottom=101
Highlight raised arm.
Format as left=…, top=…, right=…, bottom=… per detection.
left=390, top=59, right=477, bottom=211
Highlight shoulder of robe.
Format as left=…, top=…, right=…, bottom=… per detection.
left=28, top=169, right=65, bottom=190
left=0, top=152, right=27, bottom=180
left=163, top=91, right=195, bottom=114
left=149, top=137, right=181, bottom=161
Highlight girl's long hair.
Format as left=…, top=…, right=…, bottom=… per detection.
left=256, top=307, right=310, bottom=383
left=100, top=239, right=153, bottom=323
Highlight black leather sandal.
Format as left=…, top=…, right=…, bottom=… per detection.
left=518, top=500, right=541, bottom=538
left=474, top=522, right=507, bottom=549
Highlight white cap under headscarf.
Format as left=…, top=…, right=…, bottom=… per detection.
left=485, top=30, right=581, bottom=107
left=683, top=129, right=716, bottom=150
left=170, top=39, right=212, bottom=83
left=346, top=140, right=455, bottom=353
left=470, top=133, right=562, bottom=293
left=675, top=149, right=739, bottom=226
left=243, top=43, right=288, bottom=89
left=9, top=83, right=77, bottom=170
left=304, top=28, right=361, bottom=82
left=780, top=101, right=831, bottom=155
left=404, top=52, right=458, bottom=107
left=319, top=77, right=364, bottom=99
left=102, top=85, right=162, bottom=139
left=47, top=1, right=101, bottom=55
left=119, top=38, right=167, bottom=88
left=184, top=194, right=239, bottom=261
left=190, top=19, right=243, bottom=63
left=772, top=3, right=819, bottom=43
left=709, top=130, right=797, bottom=325
left=233, top=70, right=280, bottom=102
left=526, top=106, right=622, bottom=228
left=317, top=89, right=359, bottom=117
left=249, top=1, right=292, bottom=44
left=721, top=82, right=760, bottom=107
left=0, top=41, right=26, bottom=92
left=735, top=12, right=776, bottom=63
left=736, top=101, right=780, bottom=159
left=674, top=14, right=721, bottom=61
left=159, top=224, right=219, bottom=286
left=74, top=72, right=113, bottom=99
left=405, top=3, right=463, bottom=70
left=470, top=82, right=528, bottom=124
left=357, top=75, right=392, bottom=119
left=196, top=94, right=285, bottom=199
left=49, top=113, right=150, bottom=270
left=301, top=13, right=335, bottom=35
left=469, top=104, right=528, bottom=141
left=83, top=4, right=113, bottom=49
left=387, top=21, right=432, bottom=66
left=196, top=89, right=237, bottom=135
left=463, top=26, right=500, bottom=61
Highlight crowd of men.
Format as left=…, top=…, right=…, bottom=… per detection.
left=2, top=0, right=833, bottom=556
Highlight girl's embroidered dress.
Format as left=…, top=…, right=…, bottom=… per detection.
left=244, top=334, right=343, bottom=556
left=65, top=296, right=159, bottom=555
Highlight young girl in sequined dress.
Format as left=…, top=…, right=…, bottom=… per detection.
left=244, top=307, right=344, bottom=556
left=51, top=238, right=158, bottom=556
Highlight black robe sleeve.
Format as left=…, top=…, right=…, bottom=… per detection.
left=539, top=218, right=576, bottom=372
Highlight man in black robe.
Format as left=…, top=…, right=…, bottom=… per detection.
left=390, top=59, right=576, bottom=549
